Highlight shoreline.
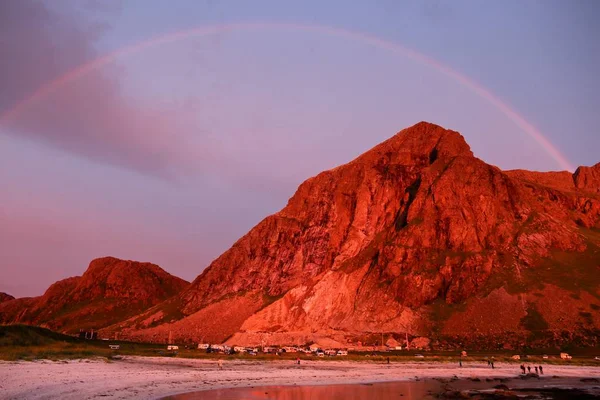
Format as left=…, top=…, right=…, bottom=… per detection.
left=2, top=356, right=599, bottom=399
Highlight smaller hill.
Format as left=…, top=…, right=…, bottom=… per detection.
left=0, top=257, right=189, bottom=334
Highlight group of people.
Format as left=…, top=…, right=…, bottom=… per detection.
left=456, top=359, right=545, bottom=375
left=520, top=364, right=543, bottom=375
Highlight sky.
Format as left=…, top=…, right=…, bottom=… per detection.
left=1, top=0, right=598, bottom=297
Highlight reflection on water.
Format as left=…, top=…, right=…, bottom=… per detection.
left=163, top=381, right=442, bottom=400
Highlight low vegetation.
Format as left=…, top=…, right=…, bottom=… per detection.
left=2, top=325, right=600, bottom=366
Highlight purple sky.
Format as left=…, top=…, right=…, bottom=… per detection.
left=1, top=0, right=598, bottom=297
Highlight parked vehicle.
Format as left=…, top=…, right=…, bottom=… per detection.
left=414, top=354, right=424, bottom=358
left=283, top=347, right=297, bottom=353
left=109, top=344, right=120, bottom=350
left=337, top=350, right=348, bottom=356
left=316, top=350, right=325, bottom=357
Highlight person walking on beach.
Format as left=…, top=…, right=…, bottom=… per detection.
left=218, top=359, right=223, bottom=370
left=535, top=366, right=538, bottom=374
left=459, top=359, right=462, bottom=367
left=491, top=361, right=495, bottom=369
left=297, top=357, right=300, bottom=365
left=539, top=365, right=543, bottom=375
left=520, top=364, right=526, bottom=374
left=527, top=365, right=531, bottom=373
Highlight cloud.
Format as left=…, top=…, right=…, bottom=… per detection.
left=0, top=1, right=208, bottom=178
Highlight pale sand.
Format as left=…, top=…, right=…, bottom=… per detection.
left=1, top=357, right=599, bottom=400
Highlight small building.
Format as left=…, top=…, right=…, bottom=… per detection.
left=560, top=353, right=572, bottom=359
left=167, top=345, right=179, bottom=351
left=233, top=346, right=246, bottom=353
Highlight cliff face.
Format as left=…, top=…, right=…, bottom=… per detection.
left=108, top=122, right=600, bottom=348
left=0, top=257, right=189, bottom=333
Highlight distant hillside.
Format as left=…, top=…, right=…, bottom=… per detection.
left=0, top=325, right=78, bottom=347
left=0, top=257, right=189, bottom=334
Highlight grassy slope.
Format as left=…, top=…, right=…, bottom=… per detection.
left=0, top=325, right=166, bottom=361
left=424, top=227, right=600, bottom=349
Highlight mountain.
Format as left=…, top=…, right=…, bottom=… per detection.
left=0, top=257, right=189, bottom=334
left=0, top=293, right=15, bottom=304
left=106, top=122, right=599, bottom=349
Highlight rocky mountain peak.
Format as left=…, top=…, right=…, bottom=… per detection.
left=353, top=121, right=473, bottom=169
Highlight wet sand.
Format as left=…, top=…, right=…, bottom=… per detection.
left=2, top=357, right=599, bottom=399
left=163, top=381, right=442, bottom=400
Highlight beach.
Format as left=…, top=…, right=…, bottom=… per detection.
left=2, top=357, right=600, bottom=399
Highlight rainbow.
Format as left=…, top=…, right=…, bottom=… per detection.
left=0, top=22, right=575, bottom=171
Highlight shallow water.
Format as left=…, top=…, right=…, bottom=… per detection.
left=162, top=377, right=600, bottom=400
left=163, top=381, right=442, bottom=400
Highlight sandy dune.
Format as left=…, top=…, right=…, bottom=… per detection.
left=1, top=357, right=599, bottom=400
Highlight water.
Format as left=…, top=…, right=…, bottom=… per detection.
left=163, top=381, right=442, bottom=400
